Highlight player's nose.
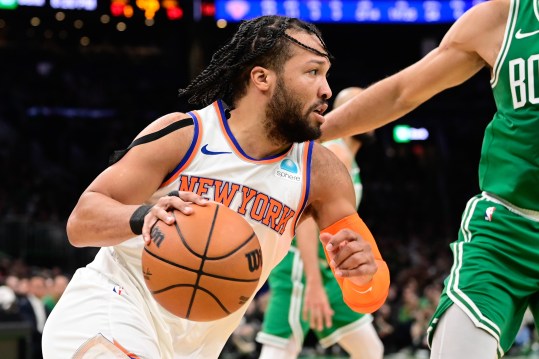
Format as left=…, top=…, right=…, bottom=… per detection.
left=320, top=78, right=332, bottom=101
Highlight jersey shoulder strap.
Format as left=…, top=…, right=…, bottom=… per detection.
left=108, top=117, right=194, bottom=165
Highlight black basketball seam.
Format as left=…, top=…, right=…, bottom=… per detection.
left=152, top=284, right=231, bottom=318
left=204, top=232, right=257, bottom=260
left=152, top=283, right=194, bottom=294
left=172, top=212, right=205, bottom=259
left=170, top=207, right=209, bottom=319
left=187, top=203, right=219, bottom=318
left=143, top=247, right=260, bottom=282
left=169, top=208, right=259, bottom=260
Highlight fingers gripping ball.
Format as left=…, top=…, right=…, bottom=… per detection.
left=141, top=202, right=263, bottom=321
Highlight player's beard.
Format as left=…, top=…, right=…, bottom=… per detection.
left=265, top=76, right=322, bottom=144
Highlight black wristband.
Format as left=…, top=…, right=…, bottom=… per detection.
left=129, top=205, right=153, bottom=235
left=168, top=190, right=179, bottom=197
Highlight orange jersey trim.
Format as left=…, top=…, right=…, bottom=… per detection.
left=113, top=339, right=142, bottom=359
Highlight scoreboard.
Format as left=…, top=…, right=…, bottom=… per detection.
left=215, top=0, right=484, bottom=23
left=0, top=0, right=97, bottom=10
left=0, top=0, right=484, bottom=23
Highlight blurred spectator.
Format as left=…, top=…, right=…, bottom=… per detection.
left=42, top=273, right=69, bottom=313
left=0, top=283, right=20, bottom=321
left=12, top=272, right=48, bottom=359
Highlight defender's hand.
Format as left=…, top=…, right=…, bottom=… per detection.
left=303, top=281, right=334, bottom=331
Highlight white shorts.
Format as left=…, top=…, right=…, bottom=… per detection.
left=42, top=249, right=247, bottom=359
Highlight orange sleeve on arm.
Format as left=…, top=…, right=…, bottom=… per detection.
left=321, top=214, right=390, bottom=313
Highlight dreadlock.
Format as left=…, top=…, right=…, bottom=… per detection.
left=178, top=15, right=333, bottom=108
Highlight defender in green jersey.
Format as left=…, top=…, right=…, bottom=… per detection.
left=321, top=0, right=539, bottom=358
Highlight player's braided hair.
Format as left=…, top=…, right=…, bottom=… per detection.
left=178, top=15, right=332, bottom=108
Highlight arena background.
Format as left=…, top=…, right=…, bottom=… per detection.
left=0, top=1, right=534, bottom=358
left=0, top=0, right=493, bottom=272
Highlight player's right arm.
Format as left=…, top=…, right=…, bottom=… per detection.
left=66, top=112, right=207, bottom=248
left=307, top=143, right=389, bottom=313
left=321, top=0, right=508, bottom=140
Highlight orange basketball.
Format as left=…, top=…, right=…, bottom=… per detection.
left=141, top=202, right=263, bottom=321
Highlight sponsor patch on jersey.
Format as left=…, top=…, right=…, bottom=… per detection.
left=274, top=159, right=301, bottom=182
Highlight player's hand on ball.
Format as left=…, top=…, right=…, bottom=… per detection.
left=142, top=191, right=209, bottom=244
left=319, top=229, right=378, bottom=287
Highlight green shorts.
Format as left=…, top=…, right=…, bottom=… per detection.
left=256, top=244, right=371, bottom=350
left=427, top=193, right=539, bottom=358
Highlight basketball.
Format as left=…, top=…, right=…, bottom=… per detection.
left=141, top=202, right=263, bottom=322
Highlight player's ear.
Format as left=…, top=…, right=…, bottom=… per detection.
left=250, top=66, right=273, bottom=91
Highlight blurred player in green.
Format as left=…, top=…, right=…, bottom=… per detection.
left=256, top=87, right=383, bottom=359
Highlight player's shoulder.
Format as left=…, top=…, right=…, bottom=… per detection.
left=441, top=0, right=509, bottom=57
left=310, top=142, right=350, bottom=181
left=453, top=0, right=509, bottom=29
left=137, top=112, right=192, bottom=138
left=128, top=112, right=196, bottom=163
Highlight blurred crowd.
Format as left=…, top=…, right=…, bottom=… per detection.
left=0, top=259, right=69, bottom=359
left=2, top=255, right=535, bottom=359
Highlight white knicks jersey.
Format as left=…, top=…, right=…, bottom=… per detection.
left=162, top=99, right=312, bottom=284
left=98, top=100, right=312, bottom=309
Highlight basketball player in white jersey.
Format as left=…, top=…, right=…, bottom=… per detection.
left=41, top=15, right=390, bottom=359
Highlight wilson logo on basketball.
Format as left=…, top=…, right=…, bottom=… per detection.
left=245, top=248, right=262, bottom=272
left=151, top=226, right=165, bottom=247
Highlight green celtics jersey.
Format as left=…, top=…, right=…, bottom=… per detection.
left=482, top=0, right=539, bottom=211
left=350, top=154, right=363, bottom=207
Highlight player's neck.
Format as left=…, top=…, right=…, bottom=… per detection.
left=227, top=110, right=291, bottom=159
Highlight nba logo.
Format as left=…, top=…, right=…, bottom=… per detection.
left=485, top=207, right=496, bottom=222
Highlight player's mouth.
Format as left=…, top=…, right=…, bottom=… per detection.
left=312, top=103, right=328, bottom=123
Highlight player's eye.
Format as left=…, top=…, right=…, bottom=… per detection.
left=309, top=69, right=318, bottom=75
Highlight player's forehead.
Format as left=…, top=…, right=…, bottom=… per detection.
left=285, top=30, right=331, bottom=65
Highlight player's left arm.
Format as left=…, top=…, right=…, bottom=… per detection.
left=307, top=143, right=390, bottom=313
